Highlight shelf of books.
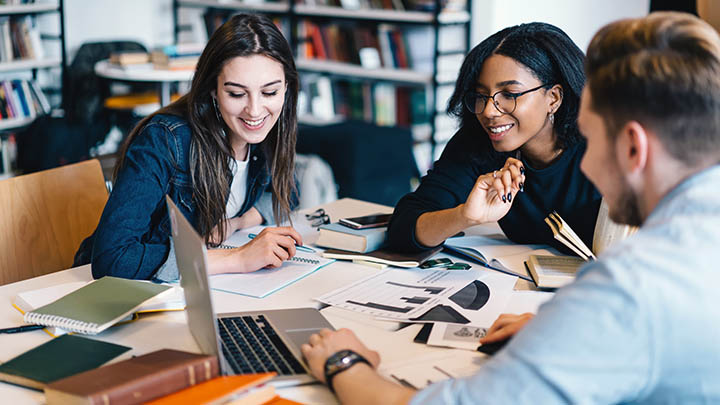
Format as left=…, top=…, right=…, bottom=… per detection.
left=173, top=0, right=470, bottom=172
left=177, top=0, right=290, bottom=13
left=0, top=2, right=59, bottom=15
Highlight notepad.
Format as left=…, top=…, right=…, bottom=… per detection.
left=14, top=281, right=185, bottom=336
left=209, top=251, right=334, bottom=298
left=0, top=334, right=130, bottom=390
left=23, top=277, right=173, bottom=335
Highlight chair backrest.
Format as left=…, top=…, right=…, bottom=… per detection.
left=0, top=159, right=108, bottom=285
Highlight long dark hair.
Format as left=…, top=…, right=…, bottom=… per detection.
left=115, top=13, right=298, bottom=244
left=447, top=22, right=585, bottom=161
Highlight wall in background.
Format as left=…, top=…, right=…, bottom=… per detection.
left=471, top=0, right=650, bottom=51
left=63, top=0, right=174, bottom=63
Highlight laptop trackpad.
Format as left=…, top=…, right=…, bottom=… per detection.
left=285, top=329, right=324, bottom=348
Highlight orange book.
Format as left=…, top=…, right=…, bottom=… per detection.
left=146, top=373, right=276, bottom=405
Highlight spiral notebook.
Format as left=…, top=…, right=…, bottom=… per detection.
left=24, top=276, right=172, bottom=335
left=209, top=243, right=334, bottom=298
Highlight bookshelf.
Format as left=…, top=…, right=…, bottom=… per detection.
left=172, top=0, right=471, bottom=171
left=0, top=0, right=67, bottom=176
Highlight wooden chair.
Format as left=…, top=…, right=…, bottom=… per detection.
left=0, top=159, right=108, bottom=285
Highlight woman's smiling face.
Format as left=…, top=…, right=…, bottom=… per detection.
left=215, top=54, right=286, bottom=152
left=473, top=54, right=557, bottom=152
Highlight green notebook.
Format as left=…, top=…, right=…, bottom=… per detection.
left=24, top=276, right=171, bottom=335
left=0, top=334, right=130, bottom=390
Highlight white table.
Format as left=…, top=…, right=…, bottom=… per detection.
left=94, top=60, right=195, bottom=107
left=0, top=198, right=550, bottom=404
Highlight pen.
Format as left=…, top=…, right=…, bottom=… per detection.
left=0, top=324, right=45, bottom=334
left=248, top=233, right=316, bottom=253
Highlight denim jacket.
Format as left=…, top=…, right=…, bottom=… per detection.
left=75, top=114, right=274, bottom=281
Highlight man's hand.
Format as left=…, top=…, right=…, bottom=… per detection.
left=479, top=312, right=534, bottom=344
left=301, top=328, right=381, bottom=383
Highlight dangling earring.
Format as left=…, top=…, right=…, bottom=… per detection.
left=548, top=112, right=555, bottom=125
left=212, top=96, right=223, bottom=123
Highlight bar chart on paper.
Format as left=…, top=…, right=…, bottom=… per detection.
left=317, top=266, right=518, bottom=325
left=316, top=269, right=480, bottom=320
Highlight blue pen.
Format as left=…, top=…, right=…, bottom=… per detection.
left=248, top=233, right=316, bottom=253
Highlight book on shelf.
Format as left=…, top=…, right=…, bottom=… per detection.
left=145, top=373, right=276, bottom=405
left=23, top=276, right=176, bottom=335
left=44, top=349, right=220, bottom=405
left=527, top=203, right=638, bottom=289
left=0, top=334, right=130, bottom=391
left=300, top=76, right=428, bottom=128
left=13, top=280, right=185, bottom=337
left=0, top=15, right=45, bottom=63
left=316, top=222, right=387, bottom=253
left=0, top=79, right=51, bottom=121
left=321, top=245, right=442, bottom=268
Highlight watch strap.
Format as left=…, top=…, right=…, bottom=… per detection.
left=324, top=349, right=371, bottom=393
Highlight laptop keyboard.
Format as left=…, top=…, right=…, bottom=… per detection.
left=218, top=315, right=306, bottom=375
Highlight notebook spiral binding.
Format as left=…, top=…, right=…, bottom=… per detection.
left=217, top=244, right=320, bottom=265
left=24, top=312, right=100, bottom=335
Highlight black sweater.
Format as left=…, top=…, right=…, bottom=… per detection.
left=387, top=127, right=602, bottom=254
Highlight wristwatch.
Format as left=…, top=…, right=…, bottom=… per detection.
left=323, top=349, right=371, bottom=393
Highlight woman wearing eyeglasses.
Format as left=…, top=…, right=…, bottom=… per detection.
left=387, top=22, right=601, bottom=254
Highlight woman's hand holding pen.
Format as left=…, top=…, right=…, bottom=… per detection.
left=209, top=227, right=303, bottom=274
left=461, top=157, right=525, bottom=225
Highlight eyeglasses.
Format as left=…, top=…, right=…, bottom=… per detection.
left=305, top=208, right=330, bottom=228
left=463, top=84, right=551, bottom=115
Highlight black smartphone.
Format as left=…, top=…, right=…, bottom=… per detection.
left=338, top=213, right=392, bottom=229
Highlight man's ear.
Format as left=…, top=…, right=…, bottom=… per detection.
left=548, top=84, right=563, bottom=113
left=616, top=120, right=649, bottom=174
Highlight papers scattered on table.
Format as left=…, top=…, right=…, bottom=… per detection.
left=381, top=350, right=488, bottom=390
left=427, top=323, right=488, bottom=351
left=316, top=266, right=517, bottom=326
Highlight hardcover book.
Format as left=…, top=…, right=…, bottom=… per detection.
left=321, top=246, right=442, bottom=268
left=0, top=335, right=130, bottom=390
left=316, top=222, right=387, bottom=253
left=44, top=349, right=219, bottom=405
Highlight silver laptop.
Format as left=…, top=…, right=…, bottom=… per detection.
left=166, top=196, right=334, bottom=386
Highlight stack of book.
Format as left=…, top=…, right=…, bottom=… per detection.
left=150, top=43, right=204, bottom=71
left=0, top=79, right=51, bottom=121
left=0, top=15, right=44, bottom=63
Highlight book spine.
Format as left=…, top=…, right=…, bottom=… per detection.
left=89, top=357, right=220, bottom=404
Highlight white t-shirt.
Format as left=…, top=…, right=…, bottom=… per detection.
left=225, top=153, right=251, bottom=219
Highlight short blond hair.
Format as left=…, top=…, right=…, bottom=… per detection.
left=586, top=12, right=720, bottom=164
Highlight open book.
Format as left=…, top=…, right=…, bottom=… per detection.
left=529, top=200, right=638, bottom=288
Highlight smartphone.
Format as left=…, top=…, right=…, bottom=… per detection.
left=338, top=213, right=392, bottom=229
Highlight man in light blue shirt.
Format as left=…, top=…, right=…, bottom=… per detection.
left=300, top=12, right=720, bottom=404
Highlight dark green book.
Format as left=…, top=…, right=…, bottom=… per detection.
left=0, top=334, right=130, bottom=390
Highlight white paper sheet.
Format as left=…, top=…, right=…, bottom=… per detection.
left=316, top=266, right=517, bottom=326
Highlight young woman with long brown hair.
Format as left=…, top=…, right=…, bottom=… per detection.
left=75, top=14, right=302, bottom=281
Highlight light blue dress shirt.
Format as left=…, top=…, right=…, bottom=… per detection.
left=412, top=166, right=720, bottom=404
